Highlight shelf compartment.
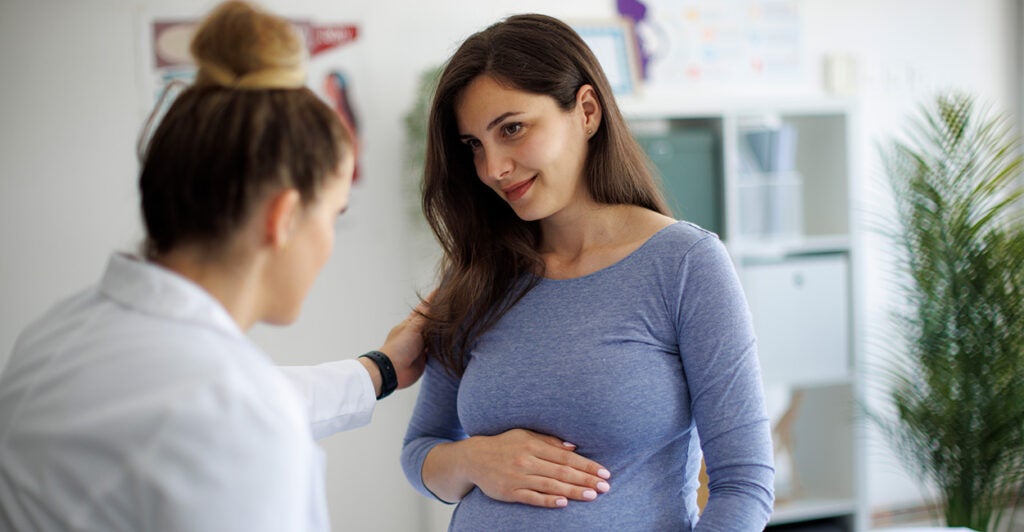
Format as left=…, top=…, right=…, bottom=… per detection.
left=737, top=171, right=804, bottom=241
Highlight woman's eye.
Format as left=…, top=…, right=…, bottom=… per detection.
left=502, top=123, right=522, bottom=136
left=465, top=138, right=482, bottom=150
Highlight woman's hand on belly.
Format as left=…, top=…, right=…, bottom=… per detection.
left=422, top=428, right=612, bottom=508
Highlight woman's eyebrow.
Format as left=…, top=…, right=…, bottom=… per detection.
left=459, top=111, right=524, bottom=141
left=485, top=111, right=523, bottom=131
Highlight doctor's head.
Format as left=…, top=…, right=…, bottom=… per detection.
left=138, top=0, right=354, bottom=327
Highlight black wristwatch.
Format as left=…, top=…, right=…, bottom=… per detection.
left=360, top=351, right=398, bottom=400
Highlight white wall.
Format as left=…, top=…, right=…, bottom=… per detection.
left=0, top=0, right=1017, bottom=530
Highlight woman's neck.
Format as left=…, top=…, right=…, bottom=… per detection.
left=537, top=203, right=677, bottom=280
left=152, top=246, right=263, bottom=331
left=538, top=203, right=634, bottom=259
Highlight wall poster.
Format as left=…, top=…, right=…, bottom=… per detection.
left=139, top=11, right=366, bottom=181
left=617, top=0, right=802, bottom=90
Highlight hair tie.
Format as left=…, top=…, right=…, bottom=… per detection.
left=198, top=60, right=306, bottom=90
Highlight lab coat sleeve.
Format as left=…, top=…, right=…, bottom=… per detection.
left=278, top=359, right=377, bottom=439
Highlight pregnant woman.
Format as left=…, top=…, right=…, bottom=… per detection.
left=401, top=13, right=774, bottom=531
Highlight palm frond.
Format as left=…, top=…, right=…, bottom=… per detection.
left=870, top=91, right=1024, bottom=531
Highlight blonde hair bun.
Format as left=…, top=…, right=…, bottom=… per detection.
left=190, top=0, right=306, bottom=90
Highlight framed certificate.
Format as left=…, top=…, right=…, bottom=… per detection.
left=573, top=19, right=641, bottom=96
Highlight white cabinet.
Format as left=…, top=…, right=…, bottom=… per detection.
left=743, top=255, right=850, bottom=387
left=625, top=97, right=863, bottom=531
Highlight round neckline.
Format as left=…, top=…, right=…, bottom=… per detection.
left=536, top=221, right=682, bottom=283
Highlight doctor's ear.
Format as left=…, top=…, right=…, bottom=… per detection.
left=264, top=188, right=302, bottom=249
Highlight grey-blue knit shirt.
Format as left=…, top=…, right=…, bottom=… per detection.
left=402, top=221, right=775, bottom=531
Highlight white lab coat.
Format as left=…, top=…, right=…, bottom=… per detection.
left=0, top=253, right=377, bottom=531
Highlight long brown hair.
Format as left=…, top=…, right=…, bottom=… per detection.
left=422, top=13, right=670, bottom=376
left=138, top=1, right=352, bottom=259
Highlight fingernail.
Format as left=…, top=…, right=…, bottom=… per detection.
left=562, top=441, right=576, bottom=448
left=582, top=489, right=597, bottom=500
left=596, top=481, right=610, bottom=492
left=555, top=498, right=568, bottom=507
left=597, top=468, right=611, bottom=479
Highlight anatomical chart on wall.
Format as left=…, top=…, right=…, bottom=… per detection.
left=140, top=12, right=365, bottom=181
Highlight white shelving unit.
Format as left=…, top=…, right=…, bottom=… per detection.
left=625, top=96, right=864, bottom=531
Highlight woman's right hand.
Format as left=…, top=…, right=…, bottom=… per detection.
left=424, top=428, right=611, bottom=508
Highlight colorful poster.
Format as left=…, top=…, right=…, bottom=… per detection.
left=617, top=0, right=802, bottom=88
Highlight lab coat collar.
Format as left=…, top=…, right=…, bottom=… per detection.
left=99, top=253, right=245, bottom=340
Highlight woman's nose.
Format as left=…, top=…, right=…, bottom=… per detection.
left=480, top=148, right=513, bottom=182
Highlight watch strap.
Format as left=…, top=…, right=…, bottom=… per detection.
left=360, top=351, right=398, bottom=400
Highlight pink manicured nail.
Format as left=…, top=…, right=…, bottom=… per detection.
left=596, top=481, right=610, bottom=492
left=562, top=441, right=576, bottom=448
left=555, top=498, right=568, bottom=507
left=597, top=468, right=611, bottom=479
left=582, top=489, right=597, bottom=500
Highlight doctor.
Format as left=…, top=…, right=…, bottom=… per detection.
left=0, top=1, right=424, bottom=530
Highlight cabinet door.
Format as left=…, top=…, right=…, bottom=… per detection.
left=741, top=254, right=850, bottom=386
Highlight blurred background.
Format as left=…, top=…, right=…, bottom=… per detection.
left=0, top=0, right=1020, bottom=530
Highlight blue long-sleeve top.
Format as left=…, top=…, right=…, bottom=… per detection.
left=402, top=221, right=774, bottom=531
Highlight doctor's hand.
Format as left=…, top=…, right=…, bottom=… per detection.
left=377, top=301, right=428, bottom=390
left=459, top=428, right=612, bottom=508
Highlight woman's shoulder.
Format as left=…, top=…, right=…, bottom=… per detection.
left=632, top=211, right=721, bottom=258
left=600, top=211, right=728, bottom=287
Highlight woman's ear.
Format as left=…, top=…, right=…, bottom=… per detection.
left=577, top=84, right=603, bottom=137
left=264, top=188, right=302, bottom=249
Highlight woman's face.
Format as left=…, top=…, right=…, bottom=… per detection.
left=265, top=156, right=354, bottom=325
left=455, top=75, right=593, bottom=222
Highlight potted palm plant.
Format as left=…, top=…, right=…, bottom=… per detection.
left=872, top=91, right=1024, bottom=531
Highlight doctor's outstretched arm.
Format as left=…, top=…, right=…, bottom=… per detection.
left=279, top=305, right=428, bottom=439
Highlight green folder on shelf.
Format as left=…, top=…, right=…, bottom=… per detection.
left=635, top=128, right=723, bottom=237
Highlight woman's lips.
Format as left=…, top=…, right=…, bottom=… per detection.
left=503, top=176, right=535, bottom=202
